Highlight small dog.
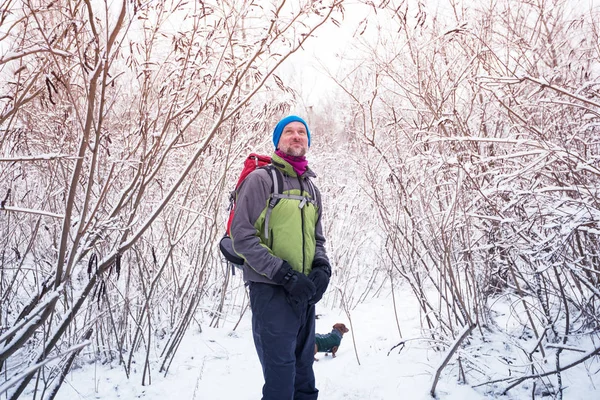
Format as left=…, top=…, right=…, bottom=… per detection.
left=314, top=323, right=349, bottom=360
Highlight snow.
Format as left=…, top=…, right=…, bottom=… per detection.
left=50, top=287, right=600, bottom=400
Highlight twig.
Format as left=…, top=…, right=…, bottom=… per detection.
left=430, top=323, right=476, bottom=398
left=336, top=286, right=360, bottom=366
left=545, top=344, right=586, bottom=353
left=233, top=292, right=250, bottom=331
left=387, top=337, right=443, bottom=356
left=502, top=345, right=600, bottom=394
left=388, top=341, right=405, bottom=356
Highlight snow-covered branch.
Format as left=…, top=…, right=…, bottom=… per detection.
left=0, top=206, right=64, bottom=219
left=0, top=154, right=78, bottom=162
left=0, top=46, right=72, bottom=64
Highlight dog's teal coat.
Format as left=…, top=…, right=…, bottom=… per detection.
left=314, top=327, right=343, bottom=352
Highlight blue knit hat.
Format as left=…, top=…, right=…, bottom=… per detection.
left=272, top=115, right=311, bottom=148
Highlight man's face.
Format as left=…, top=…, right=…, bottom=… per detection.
left=278, top=121, right=309, bottom=157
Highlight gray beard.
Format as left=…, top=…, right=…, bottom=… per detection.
left=281, top=146, right=307, bottom=157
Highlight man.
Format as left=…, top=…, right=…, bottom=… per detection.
left=230, top=115, right=331, bottom=400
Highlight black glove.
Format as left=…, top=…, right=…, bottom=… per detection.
left=273, top=261, right=316, bottom=303
left=308, top=259, right=331, bottom=305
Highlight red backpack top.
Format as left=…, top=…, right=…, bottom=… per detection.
left=225, top=153, right=273, bottom=236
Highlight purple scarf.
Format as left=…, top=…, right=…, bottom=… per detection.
left=276, top=150, right=308, bottom=176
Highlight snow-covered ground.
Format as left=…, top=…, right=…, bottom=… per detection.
left=54, top=286, right=599, bottom=400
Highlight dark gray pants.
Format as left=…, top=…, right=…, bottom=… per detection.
left=249, top=282, right=318, bottom=400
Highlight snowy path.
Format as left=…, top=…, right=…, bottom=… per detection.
left=53, top=292, right=597, bottom=400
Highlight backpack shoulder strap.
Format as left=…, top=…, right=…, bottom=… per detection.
left=263, top=165, right=283, bottom=240
left=303, top=177, right=319, bottom=207
left=268, top=165, right=284, bottom=205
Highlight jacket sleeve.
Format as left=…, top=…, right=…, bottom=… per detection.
left=313, top=184, right=330, bottom=266
left=230, top=169, right=283, bottom=279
